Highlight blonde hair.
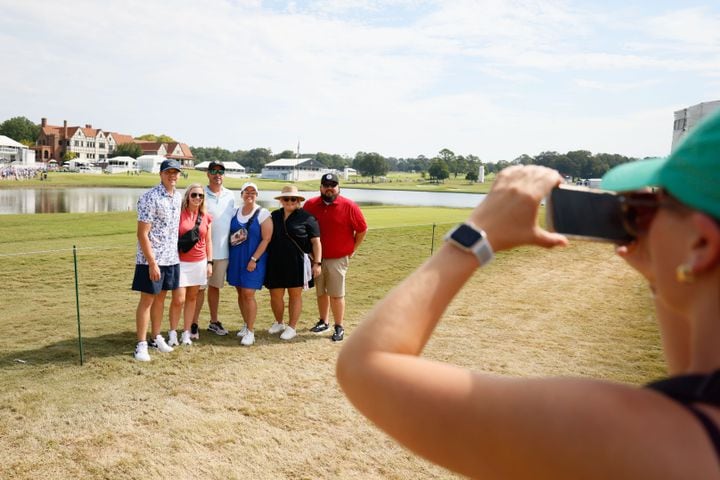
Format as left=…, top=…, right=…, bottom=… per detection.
left=182, top=183, right=207, bottom=215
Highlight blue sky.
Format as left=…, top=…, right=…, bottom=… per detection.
left=1, top=0, right=718, bottom=161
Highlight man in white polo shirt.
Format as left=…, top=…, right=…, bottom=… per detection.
left=191, top=161, right=236, bottom=337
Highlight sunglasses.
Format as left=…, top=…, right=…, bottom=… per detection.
left=190, top=192, right=204, bottom=199
left=283, top=197, right=300, bottom=203
left=208, top=169, right=225, bottom=175
left=619, top=191, right=681, bottom=237
left=321, top=183, right=338, bottom=188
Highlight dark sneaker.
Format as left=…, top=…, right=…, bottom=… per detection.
left=310, top=319, right=329, bottom=334
left=208, top=321, right=229, bottom=336
left=331, top=325, right=344, bottom=342
left=190, top=322, right=199, bottom=340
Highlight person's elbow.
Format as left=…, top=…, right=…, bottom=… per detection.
left=336, top=338, right=361, bottom=396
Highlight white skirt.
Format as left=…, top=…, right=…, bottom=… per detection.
left=179, top=260, right=207, bottom=288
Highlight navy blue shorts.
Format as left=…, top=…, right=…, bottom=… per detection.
left=131, top=264, right=180, bottom=294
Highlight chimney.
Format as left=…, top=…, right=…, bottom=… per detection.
left=63, top=120, right=68, bottom=139
left=41, top=117, right=47, bottom=127
left=86, top=124, right=92, bottom=129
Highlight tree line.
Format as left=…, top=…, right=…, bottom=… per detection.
left=1, top=116, right=641, bottom=180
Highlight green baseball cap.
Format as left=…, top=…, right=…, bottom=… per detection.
left=601, top=109, right=720, bottom=220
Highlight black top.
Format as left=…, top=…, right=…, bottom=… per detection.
left=264, top=208, right=320, bottom=289
left=645, top=370, right=720, bottom=461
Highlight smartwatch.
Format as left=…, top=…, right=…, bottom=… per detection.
left=444, top=222, right=494, bottom=267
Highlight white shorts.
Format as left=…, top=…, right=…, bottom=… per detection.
left=179, top=260, right=208, bottom=288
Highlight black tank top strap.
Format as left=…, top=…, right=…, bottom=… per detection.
left=645, top=370, right=720, bottom=461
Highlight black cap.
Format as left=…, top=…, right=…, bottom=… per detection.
left=321, top=172, right=339, bottom=185
left=208, top=161, right=225, bottom=170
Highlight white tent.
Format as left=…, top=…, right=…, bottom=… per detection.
left=137, top=155, right=167, bottom=173
left=195, top=161, right=245, bottom=172
left=106, top=156, right=138, bottom=173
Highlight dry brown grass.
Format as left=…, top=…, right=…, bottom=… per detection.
left=0, top=210, right=663, bottom=479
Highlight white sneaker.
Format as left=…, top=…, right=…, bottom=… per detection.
left=152, top=334, right=174, bottom=353
left=134, top=341, right=151, bottom=361
left=167, top=330, right=179, bottom=347
left=268, top=322, right=286, bottom=335
left=237, top=325, right=249, bottom=337
left=240, top=330, right=255, bottom=346
left=181, top=330, right=193, bottom=346
left=280, top=326, right=297, bottom=341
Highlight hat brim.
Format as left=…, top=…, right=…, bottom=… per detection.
left=601, top=157, right=666, bottom=192
left=275, top=194, right=305, bottom=201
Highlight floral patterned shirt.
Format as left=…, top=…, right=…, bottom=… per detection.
left=135, top=183, right=181, bottom=266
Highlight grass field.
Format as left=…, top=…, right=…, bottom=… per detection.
left=0, top=207, right=664, bottom=479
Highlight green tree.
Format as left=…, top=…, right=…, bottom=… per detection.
left=111, top=143, right=143, bottom=158
left=438, top=148, right=460, bottom=178
left=242, top=148, right=273, bottom=173
left=428, top=159, right=449, bottom=182
left=136, top=134, right=175, bottom=142
left=275, top=149, right=297, bottom=159
left=353, top=151, right=388, bottom=183
left=0, top=116, right=40, bottom=144
left=465, top=170, right=479, bottom=182
left=63, top=151, right=77, bottom=163
left=315, top=152, right=350, bottom=170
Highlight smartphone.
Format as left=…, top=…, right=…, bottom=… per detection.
left=546, top=184, right=633, bottom=244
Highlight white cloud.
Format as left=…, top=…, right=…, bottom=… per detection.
left=0, top=0, right=718, bottom=159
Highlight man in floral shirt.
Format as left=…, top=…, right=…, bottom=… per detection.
left=131, top=159, right=183, bottom=361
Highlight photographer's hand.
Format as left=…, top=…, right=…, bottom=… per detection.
left=470, top=165, right=568, bottom=252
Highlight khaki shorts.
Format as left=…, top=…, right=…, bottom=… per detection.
left=315, top=256, right=349, bottom=298
left=205, top=258, right=229, bottom=289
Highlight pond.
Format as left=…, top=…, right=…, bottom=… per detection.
left=0, top=187, right=485, bottom=214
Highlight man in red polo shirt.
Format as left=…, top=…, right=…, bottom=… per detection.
left=303, top=173, right=367, bottom=341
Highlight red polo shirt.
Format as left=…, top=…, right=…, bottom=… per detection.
left=304, top=195, right=367, bottom=259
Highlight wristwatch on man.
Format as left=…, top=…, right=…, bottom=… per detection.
left=444, top=222, right=494, bottom=267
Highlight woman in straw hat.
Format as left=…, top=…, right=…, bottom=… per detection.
left=337, top=109, right=720, bottom=479
left=264, top=185, right=322, bottom=341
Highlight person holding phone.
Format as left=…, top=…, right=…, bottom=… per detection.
left=337, top=111, right=720, bottom=478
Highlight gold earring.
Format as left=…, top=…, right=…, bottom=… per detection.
left=676, top=263, right=695, bottom=283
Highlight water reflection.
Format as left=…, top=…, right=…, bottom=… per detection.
left=0, top=187, right=484, bottom=214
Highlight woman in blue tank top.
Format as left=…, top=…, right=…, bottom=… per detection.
left=227, top=182, right=272, bottom=346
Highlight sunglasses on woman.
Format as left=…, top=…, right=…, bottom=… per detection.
left=619, top=191, right=683, bottom=237
left=283, top=197, right=299, bottom=203
left=190, top=192, right=204, bottom=199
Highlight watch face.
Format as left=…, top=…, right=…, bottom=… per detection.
left=451, top=224, right=482, bottom=247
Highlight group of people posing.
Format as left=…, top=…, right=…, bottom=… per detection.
left=131, top=160, right=367, bottom=362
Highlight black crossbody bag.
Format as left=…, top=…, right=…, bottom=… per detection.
left=177, top=213, right=203, bottom=253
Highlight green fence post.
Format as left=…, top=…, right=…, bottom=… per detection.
left=431, top=223, right=436, bottom=255
left=73, top=245, right=84, bottom=366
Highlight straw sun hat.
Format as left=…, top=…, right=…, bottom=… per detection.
left=274, top=185, right=306, bottom=202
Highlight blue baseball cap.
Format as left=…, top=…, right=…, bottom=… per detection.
left=160, top=159, right=182, bottom=172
